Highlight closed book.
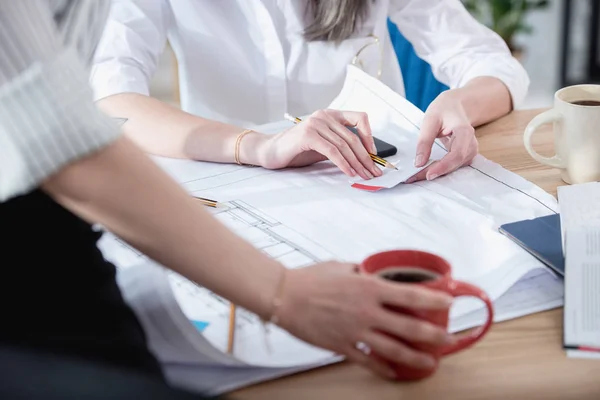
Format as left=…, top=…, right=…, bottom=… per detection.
left=499, top=214, right=564, bottom=276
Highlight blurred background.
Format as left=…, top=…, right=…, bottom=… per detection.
left=148, top=0, right=599, bottom=111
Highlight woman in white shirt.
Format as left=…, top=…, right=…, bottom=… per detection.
left=92, top=0, right=529, bottom=182
left=0, top=0, right=453, bottom=389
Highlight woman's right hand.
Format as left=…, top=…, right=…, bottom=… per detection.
left=254, top=109, right=383, bottom=180
left=273, top=262, right=454, bottom=379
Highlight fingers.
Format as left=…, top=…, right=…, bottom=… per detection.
left=425, top=127, right=476, bottom=180
left=373, top=309, right=452, bottom=347
left=361, top=331, right=437, bottom=371
left=404, top=167, right=428, bottom=184
left=415, top=114, right=442, bottom=167
left=406, top=125, right=478, bottom=184
left=303, top=110, right=382, bottom=179
left=308, top=135, right=357, bottom=177
left=333, top=110, right=378, bottom=155
left=378, top=280, right=454, bottom=310
left=317, top=109, right=380, bottom=177
left=318, top=124, right=381, bottom=179
left=345, top=345, right=397, bottom=379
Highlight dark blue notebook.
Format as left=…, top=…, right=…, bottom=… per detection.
left=499, top=214, right=565, bottom=276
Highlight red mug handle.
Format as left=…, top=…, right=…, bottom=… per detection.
left=440, top=280, right=494, bottom=356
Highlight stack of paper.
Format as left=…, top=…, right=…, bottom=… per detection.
left=98, top=66, right=565, bottom=395
left=558, top=183, right=600, bottom=360
left=563, top=227, right=600, bottom=359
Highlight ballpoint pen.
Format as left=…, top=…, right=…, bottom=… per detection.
left=283, top=113, right=397, bottom=170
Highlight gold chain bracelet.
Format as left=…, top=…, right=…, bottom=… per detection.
left=234, top=129, right=254, bottom=165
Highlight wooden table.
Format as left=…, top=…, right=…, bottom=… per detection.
left=233, top=109, right=600, bottom=400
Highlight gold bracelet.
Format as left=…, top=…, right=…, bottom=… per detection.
left=266, top=268, right=287, bottom=326
left=260, top=268, right=287, bottom=353
left=234, top=129, right=254, bottom=165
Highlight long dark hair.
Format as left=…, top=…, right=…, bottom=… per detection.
left=303, top=0, right=372, bottom=43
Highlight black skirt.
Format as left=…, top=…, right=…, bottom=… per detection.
left=0, top=189, right=162, bottom=377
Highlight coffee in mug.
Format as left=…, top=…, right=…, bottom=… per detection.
left=524, top=84, right=600, bottom=184
left=570, top=100, right=600, bottom=107
left=377, top=267, right=439, bottom=283
left=360, top=250, right=494, bottom=381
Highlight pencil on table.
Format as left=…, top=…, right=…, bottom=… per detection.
left=227, top=303, right=236, bottom=354
left=283, top=113, right=397, bottom=170
left=192, top=196, right=218, bottom=208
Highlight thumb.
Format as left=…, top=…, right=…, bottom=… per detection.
left=415, top=115, right=441, bottom=167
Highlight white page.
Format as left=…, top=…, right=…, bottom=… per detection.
left=557, top=182, right=600, bottom=252
left=564, top=226, right=600, bottom=348
left=348, top=159, right=436, bottom=191
left=117, top=263, right=244, bottom=366
left=334, top=66, right=443, bottom=190
left=450, top=268, right=563, bottom=332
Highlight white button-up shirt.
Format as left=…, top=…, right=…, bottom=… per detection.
left=91, top=0, right=529, bottom=127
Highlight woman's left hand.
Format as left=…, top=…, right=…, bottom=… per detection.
left=406, top=90, right=479, bottom=183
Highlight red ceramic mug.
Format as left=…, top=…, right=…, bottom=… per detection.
left=359, top=250, right=494, bottom=380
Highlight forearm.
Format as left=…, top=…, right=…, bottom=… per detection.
left=42, top=136, right=283, bottom=319
left=450, top=76, right=513, bottom=127
left=97, top=93, right=267, bottom=165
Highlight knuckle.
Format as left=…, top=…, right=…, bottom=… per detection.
left=305, top=129, right=320, bottom=140
left=308, top=119, right=326, bottom=132
left=332, top=136, right=346, bottom=149
left=323, top=142, right=340, bottom=157
left=360, top=278, right=379, bottom=299
left=400, top=286, right=420, bottom=305
left=357, top=305, right=374, bottom=325
left=415, top=322, right=441, bottom=343
left=312, top=109, right=328, bottom=119
left=346, top=133, right=360, bottom=146
left=304, top=116, right=320, bottom=129
left=388, top=345, right=409, bottom=364
left=406, top=350, right=429, bottom=367
left=403, top=321, right=423, bottom=339
left=303, top=122, right=316, bottom=134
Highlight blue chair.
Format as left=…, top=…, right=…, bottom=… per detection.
left=387, top=20, right=448, bottom=112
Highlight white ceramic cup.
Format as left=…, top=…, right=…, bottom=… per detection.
left=524, top=84, right=600, bottom=184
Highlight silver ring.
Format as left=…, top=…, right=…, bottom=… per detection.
left=355, top=341, right=371, bottom=355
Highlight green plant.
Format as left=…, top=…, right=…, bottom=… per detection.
left=463, top=0, right=549, bottom=51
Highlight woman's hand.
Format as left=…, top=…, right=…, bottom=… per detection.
left=406, top=90, right=479, bottom=183
left=254, top=109, right=383, bottom=180
left=274, top=262, right=454, bottom=379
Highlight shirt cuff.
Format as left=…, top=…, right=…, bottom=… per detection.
left=456, top=55, right=530, bottom=110
left=0, top=48, right=121, bottom=202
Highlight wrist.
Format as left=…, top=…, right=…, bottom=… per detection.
left=434, top=88, right=475, bottom=124
left=259, top=267, right=288, bottom=324
left=237, top=130, right=269, bottom=166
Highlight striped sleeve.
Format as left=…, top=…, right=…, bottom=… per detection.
left=0, top=1, right=120, bottom=202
